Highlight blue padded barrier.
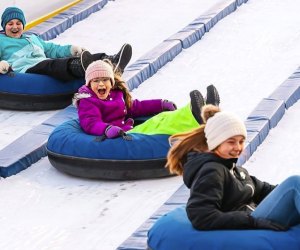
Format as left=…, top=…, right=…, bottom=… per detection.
left=268, top=84, right=300, bottom=109
left=165, top=26, right=206, bottom=49
left=0, top=106, right=77, bottom=178
left=237, top=131, right=259, bottom=166
left=194, top=0, right=237, bottom=32
left=247, top=98, right=285, bottom=130
left=289, top=73, right=300, bottom=80
left=237, top=0, right=249, bottom=6
left=236, top=99, right=286, bottom=167
left=125, top=41, right=182, bottom=91
left=26, top=0, right=108, bottom=40
left=123, top=63, right=152, bottom=91
left=237, top=0, right=244, bottom=6
left=245, top=119, right=270, bottom=144
left=288, top=67, right=300, bottom=81
left=164, top=0, right=239, bottom=50
left=146, top=41, right=182, bottom=77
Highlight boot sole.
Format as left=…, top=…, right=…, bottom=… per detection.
left=206, top=84, right=220, bottom=106
left=114, top=43, right=132, bottom=72
left=81, top=51, right=94, bottom=72
left=190, top=90, right=205, bottom=124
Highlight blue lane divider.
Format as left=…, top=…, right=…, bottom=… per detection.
left=0, top=0, right=251, bottom=177
left=0, top=106, right=77, bottom=177
left=26, top=0, right=108, bottom=40
left=125, top=40, right=182, bottom=90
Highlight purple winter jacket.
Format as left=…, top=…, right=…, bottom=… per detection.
left=75, top=85, right=164, bottom=136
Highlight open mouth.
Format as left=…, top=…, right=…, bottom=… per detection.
left=8, top=29, right=21, bottom=37
left=97, top=88, right=106, bottom=95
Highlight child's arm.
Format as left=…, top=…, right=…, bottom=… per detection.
left=36, top=35, right=73, bottom=58
left=128, top=99, right=176, bottom=117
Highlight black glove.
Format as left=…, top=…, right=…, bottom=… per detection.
left=252, top=217, right=287, bottom=231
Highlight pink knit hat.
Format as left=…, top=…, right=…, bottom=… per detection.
left=85, top=60, right=115, bottom=86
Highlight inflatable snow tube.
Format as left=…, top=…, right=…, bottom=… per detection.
left=46, top=119, right=173, bottom=180
left=0, top=72, right=83, bottom=110
left=147, top=206, right=300, bottom=250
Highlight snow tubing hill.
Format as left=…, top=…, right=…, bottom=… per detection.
left=46, top=119, right=172, bottom=180
left=147, top=206, right=300, bottom=250
left=0, top=72, right=83, bottom=110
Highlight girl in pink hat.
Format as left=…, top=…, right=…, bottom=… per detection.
left=73, top=59, right=220, bottom=139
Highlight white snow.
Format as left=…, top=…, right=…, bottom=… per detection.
left=1, top=0, right=300, bottom=249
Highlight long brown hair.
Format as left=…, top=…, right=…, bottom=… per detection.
left=104, top=59, right=133, bottom=109
left=166, top=105, right=220, bottom=176
left=113, top=74, right=133, bottom=109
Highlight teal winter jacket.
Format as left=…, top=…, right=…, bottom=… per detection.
left=0, top=33, right=72, bottom=73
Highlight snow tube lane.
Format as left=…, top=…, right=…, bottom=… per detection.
left=46, top=119, right=172, bottom=180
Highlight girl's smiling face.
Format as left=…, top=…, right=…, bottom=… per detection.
left=213, top=135, right=245, bottom=159
left=5, top=19, right=24, bottom=38
left=90, top=77, right=113, bottom=100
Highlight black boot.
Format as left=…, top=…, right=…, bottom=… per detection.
left=104, top=44, right=132, bottom=73
left=190, top=90, right=205, bottom=124
left=68, top=50, right=93, bottom=78
left=206, top=84, right=220, bottom=106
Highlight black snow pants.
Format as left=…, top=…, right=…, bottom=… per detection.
left=26, top=53, right=105, bottom=82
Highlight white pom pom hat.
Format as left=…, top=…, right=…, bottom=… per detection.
left=204, top=111, right=247, bottom=150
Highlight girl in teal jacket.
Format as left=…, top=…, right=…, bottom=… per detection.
left=0, top=7, right=132, bottom=81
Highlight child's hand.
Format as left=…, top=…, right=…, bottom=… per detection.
left=105, top=125, right=124, bottom=139
left=162, top=100, right=177, bottom=111
left=252, top=217, right=287, bottom=231
left=0, top=60, right=10, bottom=74
left=70, top=45, right=87, bottom=56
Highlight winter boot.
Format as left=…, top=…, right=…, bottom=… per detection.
left=104, top=44, right=132, bottom=73
left=68, top=50, right=94, bottom=78
left=190, top=90, right=205, bottom=124
left=205, top=84, right=220, bottom=106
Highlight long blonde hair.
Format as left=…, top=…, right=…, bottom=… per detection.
left=166, top=105, right=220, bottom=176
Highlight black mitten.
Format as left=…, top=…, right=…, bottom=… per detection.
left=252, top=217, right=287, bottom=231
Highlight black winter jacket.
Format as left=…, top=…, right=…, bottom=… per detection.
left=183, top=152, right=275, bottom=230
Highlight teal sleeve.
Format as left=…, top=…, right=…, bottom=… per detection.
left=36, top=36, right=72, bottom=58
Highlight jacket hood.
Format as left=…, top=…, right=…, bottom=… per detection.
left=183, top=152, right=238, bottom=188
left=72, top=85, right=93, bottom=107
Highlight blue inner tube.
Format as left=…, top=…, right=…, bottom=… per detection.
left=148, top=206, right=300, bottom=250
left=46, top=119, right=172, bottom=180
left=0, top=72, right=83, bottom=110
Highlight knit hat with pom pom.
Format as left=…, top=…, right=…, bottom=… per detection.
left=202, top=105, right=247, bottom=150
